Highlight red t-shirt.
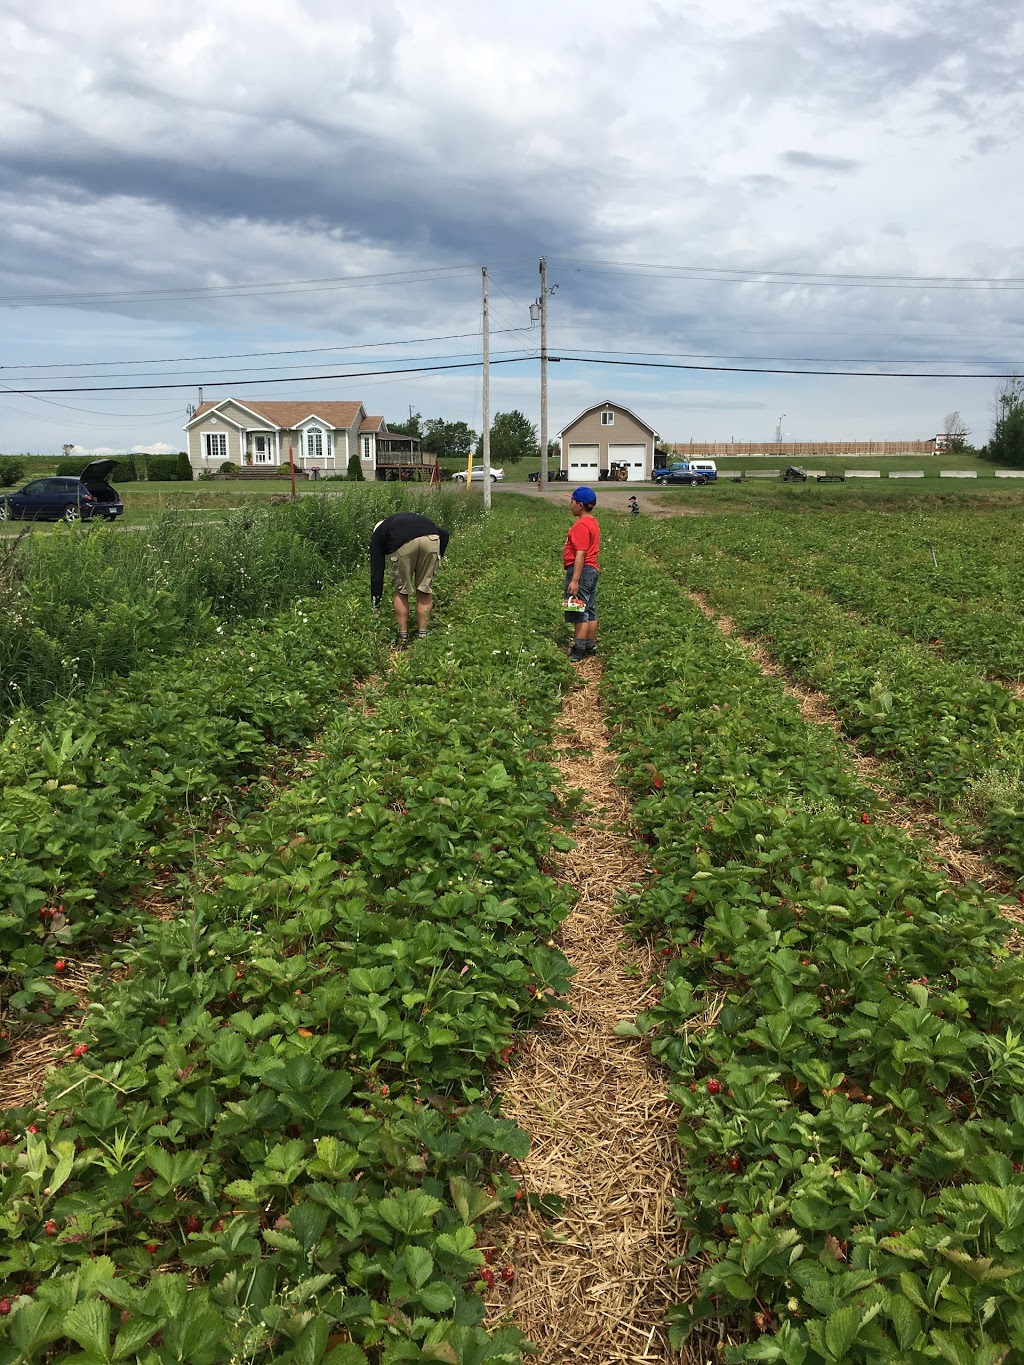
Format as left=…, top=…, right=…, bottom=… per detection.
left=563, top=513, right=600, bottom=569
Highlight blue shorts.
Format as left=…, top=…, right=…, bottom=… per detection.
left=565, top=565, right=598, bottom=622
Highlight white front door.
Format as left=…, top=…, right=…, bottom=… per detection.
left=252, top=433, right=273, bottom=464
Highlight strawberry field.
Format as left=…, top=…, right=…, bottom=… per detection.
left=2, top=500, right=1024, bottom=1364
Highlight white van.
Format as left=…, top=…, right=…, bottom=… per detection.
left=688, top=460, right=717, bottom=481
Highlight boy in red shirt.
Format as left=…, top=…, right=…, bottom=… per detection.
left=563, top=486, right=600, bottom=661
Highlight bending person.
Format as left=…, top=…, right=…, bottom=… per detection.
left=370, top=512, right=450, bottom=647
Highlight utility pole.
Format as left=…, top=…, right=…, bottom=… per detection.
left=539, top=257, right=549, bottom=492
left=481, top=266, right=491, bottom=511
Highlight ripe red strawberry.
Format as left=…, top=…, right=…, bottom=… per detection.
left=54, top=960, right=67, bottom=973
left=500, top=1265, right=515, bottom=1283
left=145, top=1243, right=159, bottom=1254
left=184, top=1216, right=202, bottom=1234
left=859, top=813, right=871, bottom=824
left=380, top=1085, right=389, bottom=1097
left=706, top=1079, right=721, bottom=1095
left=661, top=946, right=671, bottom=956
left=73, top=1044, right=88, bottom=1058
left=728, top=1156, right=742, bottom=1172
left=480, top=1268, right=495, bottom=1289
left=0, top=1299, right=11, bottom=1316
left=27, top=1125, right=40, bottom=1135
left=652, top=775, right=664, bottom=791
left=45, top=1220, right=58, bottom=1237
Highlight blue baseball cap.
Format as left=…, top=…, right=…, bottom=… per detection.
left=570, top=486, right=597, bottom=507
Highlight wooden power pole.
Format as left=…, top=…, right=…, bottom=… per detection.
left=482, top=266, right=491, bottom=511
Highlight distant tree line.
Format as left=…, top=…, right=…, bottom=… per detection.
left=389, top=411, right=556, bottom=466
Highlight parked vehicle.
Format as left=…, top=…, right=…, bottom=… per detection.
left=782, top=465, right=808, bottom=482
left=653, top=461, right=715, bottom=487
left=451, top=466, right=504, bottom=483
left=0, top=460, right=124, bottom=523
left=528, top=469, right=567, bottom=482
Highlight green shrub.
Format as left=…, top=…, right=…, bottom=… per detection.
left=0, top=458, right=25, bottom=487
left=176, top=451, right=194, bottom=481
left=347, top=453, right=364, bottom=481
left=219, top=460, right=239, bottom=476
left=143, top=454, right=184, bottom=481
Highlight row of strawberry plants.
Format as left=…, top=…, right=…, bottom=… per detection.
left=0, top=497, right=493, bottom=1045
left=0, top=584, right=382, bottom=1039
left=600, top=544, right=1024, bottom=1364
left=676, top=509, right=1024, bottom=612
left=0, top=508, right=578, bottom=1364
left=1, top=487, right=475, bottom=715
left=650, top=524, right=1024, bottom=879
left=672, top=512, right=1024, bottom=680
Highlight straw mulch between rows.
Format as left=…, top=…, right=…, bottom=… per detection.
left=483, top=660, right=702, bottom=1363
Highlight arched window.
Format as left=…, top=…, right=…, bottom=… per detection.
left=305, top=427, right=323, bottom=462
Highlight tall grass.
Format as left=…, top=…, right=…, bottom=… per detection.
left=0, top=487, right=477, bottom=715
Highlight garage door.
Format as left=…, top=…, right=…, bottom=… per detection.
left=608, top=444, right=647, bottom=483
left=567, top=444, right=600, bottom=481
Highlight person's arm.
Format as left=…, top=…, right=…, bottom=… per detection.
left=437, top=527, right=450, bottom=557
left=369, top=527, right=386, bottom=608
left=567, top=546, right=586, bottom=595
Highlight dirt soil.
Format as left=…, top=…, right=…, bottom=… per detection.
left=503, top=486, right=708, bottom=518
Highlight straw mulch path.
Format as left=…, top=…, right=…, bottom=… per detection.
left=485, top=659, right=695, bottom=1363
left=689, top=592, right=1024, bottom=947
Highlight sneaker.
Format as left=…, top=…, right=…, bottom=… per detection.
left=396, top=635, right=409, bottom=650
left=568, top=644, right=588, bottom=662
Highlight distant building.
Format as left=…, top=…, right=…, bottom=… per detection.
left=184, top=399, right=424, bottom=478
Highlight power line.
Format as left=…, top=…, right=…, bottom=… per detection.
left=553, top=256, right=1024, bottom=290
left=552, top=355, right=1020, bottom=378
left=0, top=262, right=493, bottom=308
left=0, top=344, right=535, bottom=384
left=3, top=356, right=535, bottom=396
left=0, top=329, right=525, bottom=372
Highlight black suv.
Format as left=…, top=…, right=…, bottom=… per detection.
left=0, top=460, right=124, bottom=523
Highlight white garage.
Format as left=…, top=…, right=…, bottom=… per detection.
left=608, top=444, right=647, bottom=482
left=558, top=402, right=659, bottom=486
left=566, top=444, right=601, bottom=482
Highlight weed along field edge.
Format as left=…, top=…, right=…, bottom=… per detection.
left=2, top=491, right=1024, bottom=1364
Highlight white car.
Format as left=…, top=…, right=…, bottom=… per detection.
left=451, top=466, right=504, bottom=482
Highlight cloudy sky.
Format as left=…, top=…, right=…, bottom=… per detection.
left=2, top=0, right=1022, bottom=455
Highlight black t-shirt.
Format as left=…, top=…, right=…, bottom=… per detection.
left=369, top=514, right=450, bottom=603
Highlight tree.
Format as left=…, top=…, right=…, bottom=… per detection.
left=347, top=452, right=364, bottom=481
left=487, top=410, right=537, bottom=466
left=176, top=451, right=193, bottom=481
left=986, top=375, right=1024, bottom=468
left=388, top=412, right=422, bottom=438
left=942, top=410, right=971, bottom=453
left=421, top=418, right=477, bottom=463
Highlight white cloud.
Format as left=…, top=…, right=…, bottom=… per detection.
left=0, top=0, right=1022, bottom=450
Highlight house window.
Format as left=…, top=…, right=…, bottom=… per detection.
left=601, top=410, right=615, bottom=426
left=204, top=431, right=227, bottom=461
left=305, top=427, right=323, bottom=463
left=362, top=435, right=371, bottom=459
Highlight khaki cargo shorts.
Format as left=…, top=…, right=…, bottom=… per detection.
left=390, top=534, right=441, bottom=596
